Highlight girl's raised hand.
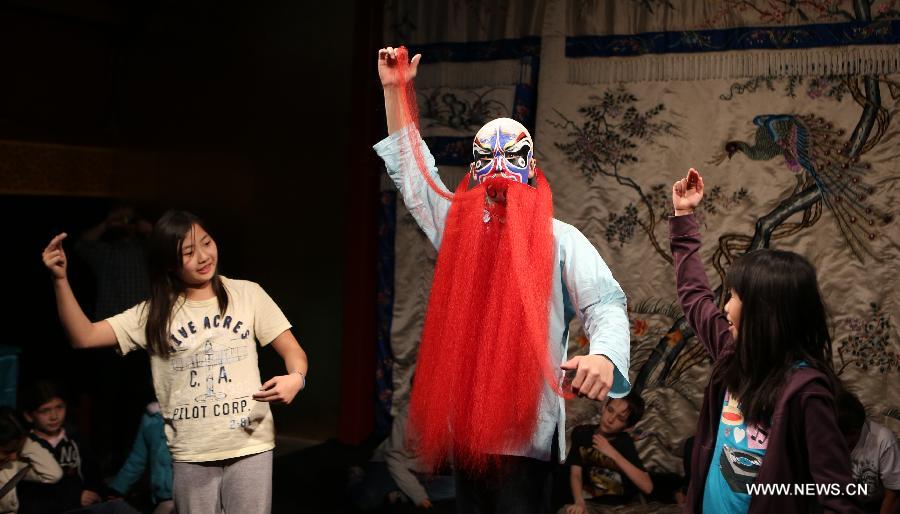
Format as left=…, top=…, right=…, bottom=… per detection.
left=377, top=46, right=421, bottom=89
left=672, top=168, right=704, bottom=216
left=42, top=233, right=69, bottom=279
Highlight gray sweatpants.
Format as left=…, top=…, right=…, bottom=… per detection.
left=172, top=449, right=273, bottom=514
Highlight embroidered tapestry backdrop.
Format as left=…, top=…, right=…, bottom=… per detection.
left=379, top=0, right=900, bottom=477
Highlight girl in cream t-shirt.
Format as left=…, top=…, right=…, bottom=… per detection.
left=42, top=210, right=308, bottom=514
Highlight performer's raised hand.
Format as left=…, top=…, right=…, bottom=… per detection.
left=672, top=168, right=704, bottom=216
left=378, top=47, right=421, bottom=134
left=42, top=233, right=69, bottom=280
left=378, top=46, right=421, bottom=89
left=561, top=354, right=614, bottom=400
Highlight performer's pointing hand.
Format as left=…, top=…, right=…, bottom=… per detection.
left=561, top=354, right=614, bottom=400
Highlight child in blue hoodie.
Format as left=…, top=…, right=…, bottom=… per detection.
left=109, top=402, right=173, bottom=514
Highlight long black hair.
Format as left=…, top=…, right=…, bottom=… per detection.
left=717, top=249, right=836, bottom=427
left=0, top=407, right=28, bottom=447
left=145, top=210, right=228, bottom=356
left=835, top=387, right=866, bottom=435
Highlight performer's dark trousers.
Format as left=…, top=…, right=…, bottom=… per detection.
left=453, top=433, right=559, bottom=514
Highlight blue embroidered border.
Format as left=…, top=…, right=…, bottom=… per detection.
left=566, top=20, right=899, bottom=58
left=375, top=191, right=397, bottom=436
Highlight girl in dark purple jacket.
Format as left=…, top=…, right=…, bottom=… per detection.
left=669, top=168, right=861, bottom=514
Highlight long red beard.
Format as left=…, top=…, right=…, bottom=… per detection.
left=408, top=170, right=557, bottom=474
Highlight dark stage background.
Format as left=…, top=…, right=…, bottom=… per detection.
left=0, top=0, right=383, bottom=473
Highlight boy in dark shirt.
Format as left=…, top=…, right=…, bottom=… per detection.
left=561, top=391, right=652, bottom=513
left=17, top=381, right=138, bottom=514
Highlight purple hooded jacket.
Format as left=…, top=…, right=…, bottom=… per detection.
left=670, top=214, right=861, bottom=514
